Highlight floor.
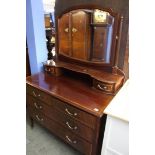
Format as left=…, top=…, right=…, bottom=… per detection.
left=26, top=118, right=81, bottom=155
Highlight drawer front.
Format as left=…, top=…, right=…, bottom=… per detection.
left=27, top=95, right=94, bottom=143
left=29, top=109, right=92, bottom=155
left=93, top=79, right=114, bottom=94
left=27, top=95, right=51, bottom=112
left=44, top=65, right=55, bottom=74
left=26, top=84, right=51, bottom=104
left=52, top=97, right=96, bottom=129
left=27, top=84, right=97, bottom=129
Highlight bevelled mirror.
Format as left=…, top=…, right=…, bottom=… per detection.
left=57, top=7, right=119, bottom=66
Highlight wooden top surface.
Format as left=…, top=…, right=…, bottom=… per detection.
left=43, top=60, right=124, bottom=84
left=26, top=72, right=114, bottom=117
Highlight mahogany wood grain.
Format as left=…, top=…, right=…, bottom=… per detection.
left=71, top=10, right=90, bottom=60
left=58, top=10, right=91, bottom=60
left=52, top=97, right=97, bottom=129
left=27, top=84, right=51, bottom=104
left=58, top=13, right=70, bottom=56
left=27, top=95, right=94, bottom=143
left=28, top=108, right=93, bottom=155
left=43, top=60, right=124, bottom=94
left=26, top=72, right=113, bottom=117
left=92, top=27, right=108, bottom=61
left=26, top=72, right=111, bottom=155
left=27, top=84, right=97, bottom=129
left=43, top=60, right=124, bottom=82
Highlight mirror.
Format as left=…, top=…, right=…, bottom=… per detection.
left=57, top=8, right=116, bottom=64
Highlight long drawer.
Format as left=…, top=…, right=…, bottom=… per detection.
left=27, top=95, right=94, bottom=143
left=28, top=109, right=92, bottom=155
left=51, top=97, right=96, bottom=129
left=26, top=84, right=51, bottom=104
left=26, top=84, right=97, bottom=129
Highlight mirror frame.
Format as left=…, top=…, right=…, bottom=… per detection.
left=55, top=5, right=120, bottom=68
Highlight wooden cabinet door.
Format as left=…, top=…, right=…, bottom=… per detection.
left=71, top=11, right=90, bottom=60
left=92, top=26, right=112, bottom=63
left=58, top=13, right=70, bottom=56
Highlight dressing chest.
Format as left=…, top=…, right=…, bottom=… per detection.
left=27, top=72, right=113, bottom=155
left=26, top=1, right=128, bottom=155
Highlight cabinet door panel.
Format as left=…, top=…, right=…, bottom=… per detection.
left=71, top=11, right=90, bottom=60
left=58, top=13, right=70, bottom=56
left=92, top=26, right=113, bottom=63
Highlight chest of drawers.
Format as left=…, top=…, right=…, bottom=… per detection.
left=26, top=72, right=113, bottom=155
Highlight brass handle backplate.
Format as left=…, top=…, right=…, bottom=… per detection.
left=65, top=108, right=77, bottom=116
left=66, top=122, right=77, bottom=130
left=36, top=115, right=43, bottom=122
left=64, top=28, right=69, bottom=33
left=72, top=28, right=77, bottom=33
left=32, top=91, right=40, bottom=97
left=65, top=135, right=77, bottom=144
left=97, top=84, right=107, bottom=90
left=34, top=102, right=42, bottom=109
left=32, top=91, right=37, bottom=97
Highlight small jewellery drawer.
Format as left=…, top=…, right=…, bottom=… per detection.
left=26, top=84, right=51, bottom=104
left=44, top=65, right=62, bottom=76
left=27, top=95, right=94, bottom=143
left=93, top=79, right=114, bottom=94
left=29, top=110, right=92, bottom=155
left=52, top=98, right=97, bottom=129
left=44, top=65, right=55, bottom=75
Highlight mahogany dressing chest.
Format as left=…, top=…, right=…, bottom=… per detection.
left=27, top=4, right=128, bottom=155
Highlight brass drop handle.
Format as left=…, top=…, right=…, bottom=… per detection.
left=72, top=28, right=77, bottom=33
left=65, top=108, right=77, bottom=116
left=97, top=84, right=107, bottom=90
left=64, top=28, right=69, bottom=33
left=34, top=102, right=42, bottom=109
left=36, top=115, right=43, bottom=121
left=65, top=135, right=77, bottom=144
left=45, top=68, right=50, bottom=72
left=66, top=122, right=77, bottom=130
left=32, top=91, right=37, bottom=97
left=32, top=91, right=40, bottom=97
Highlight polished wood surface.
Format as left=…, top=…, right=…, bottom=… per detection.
left=71, top=10, right=90, bottom=60
left=58, top=13, right=70, bottom=56
left=27, top=94, right=95, bottom=142
left=27, top=72, right=113, bottom=117
left=26, top=74, right=109, bottom=154
left=28, top=108, right=92, bottom=155
left=43, top=60, right=124, bottom=94
left=43, top=60, right=124, bottom=81
left=92, top=27, right=108, bottom=61
left=58, top=10, right=91, bottom=60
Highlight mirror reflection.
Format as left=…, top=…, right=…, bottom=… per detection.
left=58, top=9, right=115, bottom=64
